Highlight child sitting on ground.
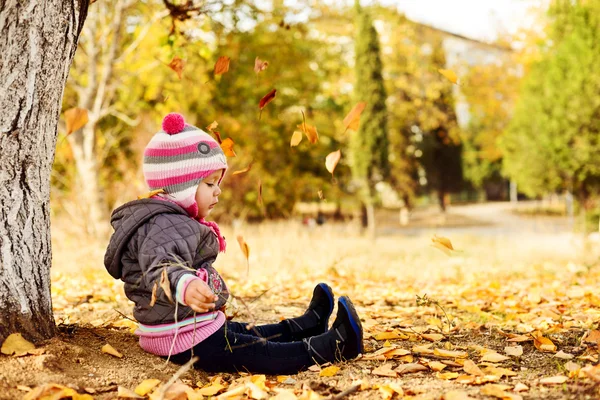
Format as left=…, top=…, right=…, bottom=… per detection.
left=104, top=113, right=363, bottom=374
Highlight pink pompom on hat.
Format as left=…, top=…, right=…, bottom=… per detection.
left=143, top=113, right=228, bottom=219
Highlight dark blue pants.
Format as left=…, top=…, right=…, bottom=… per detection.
left=169, top=320, right=314, bottom=374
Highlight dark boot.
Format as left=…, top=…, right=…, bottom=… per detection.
left=303, top=296, right=363, bottom=364
left=284, top=283, right=334, bottom=340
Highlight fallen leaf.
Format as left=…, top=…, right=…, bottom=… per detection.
left=443, top=390, right=475, bottom=400
left=513, top=383, right=529, bottom=392
left=290, top=131, right=303, bottom=147
left=199, top=380, right=226, bottom=396
left=206, top=121, right=218, bottom=132
left=1, top=333, right=35, bottom=356
left=16, top=385, right=31, bottom=392
left=437, top=372, right=460, bottom=380
left=319, top=365, right=340, bottom=377
left=532, top=332, right=557, bottom=353
left=438, top=69, right=458, bottom=84
left=428, top=361, right=447, bottom=372
left=581, top=364, right=600, bottom=382
left=118, top=386, right=143, bottom=398
left=374, top=331, right=408, bottom=341
left=434, top=348, right=468, bottom=358
left=159, top=268, right=173, bottom=303
left=254, top=57, right=269, bottom=74
left=506, top=334, right=531, bottom=342
left=431, top=235, right=455, bottom=256
left=394, top=363, right=428, bottom=375
left=422, top=333, right=444, bottom=342
left=232, top=163, right=253, bottom=176
left=372, top=363, right=397, bottom=377
left=463, top=359, right=484, bottom=376
left=168, top=56, right=184, bottom=79
left=325, top=150, right=341, bottom=176
left=584, top=330, right=600, bottom=346
left=219, top=137, right=236, bottom=157
left=479, top=384, right=515, bottom=399
left=565, top=361, right=581, bottom=373
left=481, top=351, right=509, bottom=363
left=343, top=102, right=367, bottom=132
left=539, top=375, right=567, bottom=385
left=484, top=366, right=517, bottom=378
left=64, top=107, right=89, bottom=135
left=135, top=379, right=161, bottom=396
left=259, top=89, right=277, bottom=119
left=101, top=343, right=123, bottom=358
left=554, top=350, right=574, bottom=359
left=214, top=56, right=230, bottom=75
left=504, top=345, right=523, bottom=357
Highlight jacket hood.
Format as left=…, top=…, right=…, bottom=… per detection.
left=104, top=198, right=187, bottom=279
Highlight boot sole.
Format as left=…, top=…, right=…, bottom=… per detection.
left=317, top=283, right=335, bottom=328
left=339, top=296, right=363, bottom=354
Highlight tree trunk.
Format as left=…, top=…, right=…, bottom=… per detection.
left=0, top=0, right=89, bottom=343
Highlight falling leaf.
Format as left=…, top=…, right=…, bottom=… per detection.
left=159, top=268, right=173, bottom=303
left=319, top=365, right=340, bottom=377
left=168, top=56, right=184, bottom=79
left=317, top=190, right=324, bottom=200
left=118, top=386, right=143, bottom=398
left=325, top=150, right=341, bottom=175
left=138, top=189, right=165, bottom=200
left=431, top=235, right=455, bottom=256
left=214, top=56, right=230, bottom=75
left=212, top=131, right=223, bottom=144
left=237, top=235, right=250, bottom=275
left=149, top=282, right=158, bottom=307
left=296, top=123, right=319, bottom=144
left=481, top=351, right=510, bottom=363
left=257, top=179, right=263, bottom=206
left=438, top=69, right=458, bottom=84
left=427, top=361, right=447, bottom=372
left=220, top=138, right=236, bottom=157
left=206, top=121, right=218, bottom=132
left=343, top=102, right=367, bottom=132
left=258, top=89, right=277, bottom=119
left=1, top=333, right=35, bottom=356
left=64, top=107, right=89, bottom=136
left=232, top=163, right=253, bottom=176
left=394, top=363, right=428, bottom=375
left=254, top=57, right=269, bottom=74
left=532, top=332, right=557, bottom=352
left=372, top=363, right=397, bottom=377
left=504, top=345, right=523, bottom=357
left=463, top=359, right=484, bottom=376
left=101, top=343, right=123, bottom=358
left=539, top=375, right=568, bottom=385
left=135, top=379, right=161, bottom=396
left=290, top=131, right=303, bottom=147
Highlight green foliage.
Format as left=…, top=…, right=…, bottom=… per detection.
left=349, top=1, right=389, bottom=199
left=501, top=0, right=600, bottom=204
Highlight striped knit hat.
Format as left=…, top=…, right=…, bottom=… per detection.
left=143, top=113, right=227, bottom=218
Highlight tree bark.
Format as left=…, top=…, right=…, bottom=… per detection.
left=0, top=0, right=89, bottom=343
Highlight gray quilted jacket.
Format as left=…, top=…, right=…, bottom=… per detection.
left=104, top=199, right=229, bottom=325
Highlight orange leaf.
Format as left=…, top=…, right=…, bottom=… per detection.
left=532, top=332, right=556, bottom=353
left=438, top=69, right=458, bottom=84
left=343, top=102, right=367, bottom=132
left=290, top=131, right=303, bottom=147
left=220, top=138, right=236, bottom=157
left=325, top=150, right=341, bottom=175
left=237, top=235, right=250, bottom=276
left=254, top=56, right=269, bottom=74
left=64, top=107, right=89, bottom=135
left=212, top=131, right=223, bottom=145
left=259, top=89, right=277, bottom=119
left=214, top=56, right=230, bottom=75
left=463, top=359, right=484, bottom=376
left=296, top=123, right=319, bottom=144
left=206, top=121, right=218, bottom=132
left=232, top=163, right=252, bottom=176
left=168, top=56, right=184, bottom=79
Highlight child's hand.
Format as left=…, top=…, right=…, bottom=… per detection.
left=184, top=279, right=219, bottom=313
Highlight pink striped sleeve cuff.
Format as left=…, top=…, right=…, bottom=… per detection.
left=176, top=274, right=200, bottom=306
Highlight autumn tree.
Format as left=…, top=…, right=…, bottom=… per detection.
left=0, top=0, right=90, bottom=343
left=500, top=0, right=600, bottom=211
left=350, top=0, right=389, bottom=234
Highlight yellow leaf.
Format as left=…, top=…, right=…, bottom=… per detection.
left=218, top=385, right=245, bottom=399
left=438, top=69, right=458, bottom=84
left=220, top=137, right=236, bottom=157
left=394, top=363, right=428, bottom=375
left=481, top=351, right=509, bottom=363
left=214, top=56, right=230, bottom=75
left=117, top=386, right=143, bottom=398
left=532, top=332, right=557, bottom=352
left=513, top=383, right=529, bottom=392
left=342, top=102, right=367, bottom=131
left=463, top=359, right=484, bottom=376
left=198, top=381, right=226, bottom=396
left=422, top=333, right=444, bottom=342
left=437, top=372, right=460, bottom=380
left=64, top=107, right=89, bottom=135
left=374, top=331, right=408, bottom=340
left=427, top=361, right=447, bottom=372
left=237, top=235, right=250, bottom=260
left=443, top=390, right=475, bottom=400
left=101, top=343, right=123, bottom=358
left=319, top=365, right=340, bottom=377
left=479, top=384, right=511, bottom=398
left=372, top=363, right=397, bottom=377
left=1, top=333, right=35, bottom=356
left=135, top=379, right=161, bottom=396
left=540, top=375, right=568, bottom=385
left=431, top=234, right=455, bottom=256
left=138, top=189, right=165, bottom=200
left=296, top=123, right=319, bottom=144
left=206, top=121, right=218, bottom=132
left=290, top=130, right=303, bottom=147
left=325, top=150, right=341, bottom=175
left=433, top=348, right=468, bottom=358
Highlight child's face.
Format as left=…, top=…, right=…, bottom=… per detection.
left=195, top=170, right=223, bottom=219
